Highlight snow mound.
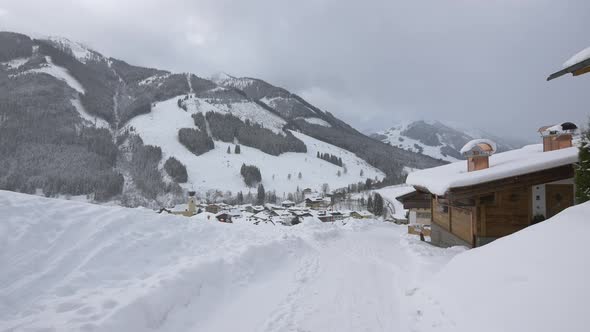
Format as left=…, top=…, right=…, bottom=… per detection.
left=563, top=46, right=590, bottom=68
left=411, top=201, right=590, bottom=332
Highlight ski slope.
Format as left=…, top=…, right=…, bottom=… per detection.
left=1, top=191, right=589, bottom=331
left=128, top=97, right=384, bottom=195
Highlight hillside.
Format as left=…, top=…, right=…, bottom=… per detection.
left=0, top=31, right=443, bottom=207
left=372, top=121, right=523, bottom=162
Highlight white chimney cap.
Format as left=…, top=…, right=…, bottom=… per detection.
left=460, top=139, right=497, bottom=157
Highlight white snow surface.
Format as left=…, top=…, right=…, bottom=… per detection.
left=47, top=36, right=101, bottom=64
left=21, top=56, right=86, bottom=94
left=375, top=185, right=416, bottom=220
left=459, top=138, right=497, bottom=155
left=563, top=46, right=590, bottom=68
left=1, top=57, right=29, bottom=69
left=297, top=117, right=332, bottom=127
left=407, top=144, right=578, bottom=195
left=2, top=191, right=590, bottom=332
left=128, top=96, right=383, bottom=195
left=0, top=190, right=462, bottom=332
left=412, top=201, right=590, bottom=332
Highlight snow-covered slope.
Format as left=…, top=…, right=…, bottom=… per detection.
left=372, top=121, right=522, bottom=162
left=45, top=36, right=103, bottom=64
left=0, top=190, right=462, bottom=332
left=128, top=96, right=384, bottom=195
left=410, top=201, right=590, bottom=332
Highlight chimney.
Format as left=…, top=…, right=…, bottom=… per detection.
left=460, top=139, right=497, bottom=172
left=187, top=191, right=197, bottom=215
left=538, top=122, right=577, bottom=152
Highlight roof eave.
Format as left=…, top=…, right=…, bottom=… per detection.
left=547, top=58, right=590, bottom=81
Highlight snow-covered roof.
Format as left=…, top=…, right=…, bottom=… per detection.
left=406, top=144, right=578, bottom=196
left=538, top=122, right=578, bottom=137
left=563, top=46, right=590, bottom=68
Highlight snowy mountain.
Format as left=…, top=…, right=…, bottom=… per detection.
left=0, top=31, right=443, bottom=207
left=371, top=121, right=523, bottom=162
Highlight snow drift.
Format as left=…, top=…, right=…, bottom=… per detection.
left=411, top=201, right=590, bottom=332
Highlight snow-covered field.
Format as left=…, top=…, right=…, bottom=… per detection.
left=128, top=97, right=384, bottom=195
left=1, top=190, right=589, bottom=332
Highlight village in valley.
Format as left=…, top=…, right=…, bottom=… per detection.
left=158, top=117, right=582, bottom=250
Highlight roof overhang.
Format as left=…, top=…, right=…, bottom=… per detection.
left=547, top=58, right=590, bottom=81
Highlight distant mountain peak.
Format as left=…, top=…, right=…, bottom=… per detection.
left=372, top=121, right=522, bottom=162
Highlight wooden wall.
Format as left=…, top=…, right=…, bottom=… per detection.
left=478, top=186, right=531, bottom=238
left=451, top=207, right=473, bottom=244
left=432, top=198, right=450, bottom=231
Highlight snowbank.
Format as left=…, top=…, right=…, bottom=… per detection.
left=411, top=201, right=590, bottom=332
left=407, top=144, right=578, bottom=196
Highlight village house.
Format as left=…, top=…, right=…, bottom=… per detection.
left=215, top=212, right=233, bottom=223
left=350, top=210, right=374, bottom=219
left=305, top=196, right=331, bottom=210
left=206, top=204, right=222, bottom=214
left=406, top=123, right=579, bottom=248
left=281, top=200, right=296, bottom=208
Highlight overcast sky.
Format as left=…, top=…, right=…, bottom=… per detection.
left=1, top=0, right=589, bottom=141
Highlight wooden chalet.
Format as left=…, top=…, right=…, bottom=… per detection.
left=396, top=190, right=432, bottom=225
left=406, top=125, right=579, bottom=248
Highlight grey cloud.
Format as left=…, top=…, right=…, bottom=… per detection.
left=1, top=0, right=589, bottom=140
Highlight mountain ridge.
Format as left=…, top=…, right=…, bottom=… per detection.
left=0, top=31, right=444, bottom=207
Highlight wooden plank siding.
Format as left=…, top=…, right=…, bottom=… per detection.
left=432, top=198, right=450, bottom=231
left=450, top=206, right=473, bottom=244
left=478, top=186, right=531, bottom=238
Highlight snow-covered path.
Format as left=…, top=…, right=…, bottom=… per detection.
left=0, top=191, right=461, bottom=332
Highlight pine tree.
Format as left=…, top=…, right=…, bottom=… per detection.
left=373, top=193, right=384, bottom=216
left=298, top=172, right=302, bottom=179
left=365, top=178, right=372, bottom=190
left=288, top=173, right=292, bottom=180
left=237, top=191, right=244, bottom=204
left=257, top=184, right=266, bottom=205
left=360, top=169, right=364, bottom=177
left=367, top=195, right=373, bottom=213
left=234, top=145, right=241, bottom=154
left=227, top=146, right=231, bottom=154
left=576, top=121, right=590, bottom=203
